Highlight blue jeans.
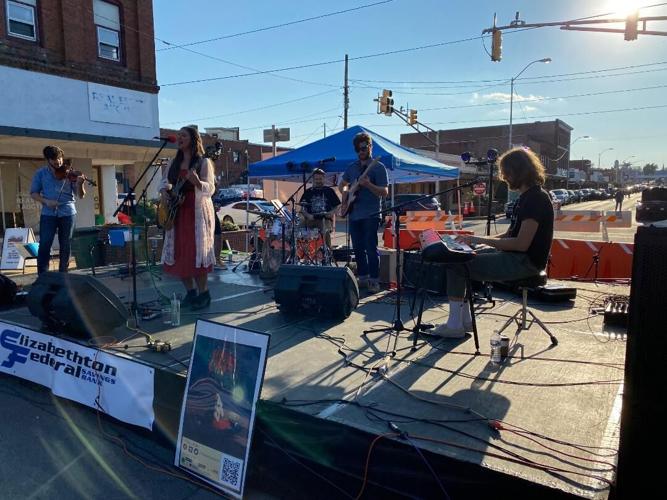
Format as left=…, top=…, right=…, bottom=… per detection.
left=349, top=218, right=380, bottom=280
left=38, top=214, right=75, bottom=274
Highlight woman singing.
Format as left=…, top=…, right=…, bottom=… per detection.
left=160, top=126, right=216, bottom=309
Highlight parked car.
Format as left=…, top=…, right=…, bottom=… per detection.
left=217, top=199, right=277, bottom=226
left=213, top=188, right=244, bottom=207
left=636, top=187, right=667, bottom=223
left=567, top=190, right=580, bottom=203
left=550, top=189, right=570, bottom=206
left=506, top=191, right=560, bottom=219
left=382, top=194, right=440, bottom=217
left=229, top=184, right=264, bottom=200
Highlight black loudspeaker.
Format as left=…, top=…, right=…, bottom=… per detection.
left=27, top=272, right=129, bottom=339
left=616, top=226, right=667, bottom=497
left=402, top=252, right=447, bottom=295
left=274, top=265, right=359, bottom=319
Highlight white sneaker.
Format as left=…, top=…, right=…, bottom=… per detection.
left=432, top=324, right=466, bottom=338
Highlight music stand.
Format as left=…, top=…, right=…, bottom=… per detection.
left=362, top=180, right=480, bottom=359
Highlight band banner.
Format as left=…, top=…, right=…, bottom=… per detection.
left=175, top=320, right=269, bottom=499
left=0, top=321, right=155, bottom=429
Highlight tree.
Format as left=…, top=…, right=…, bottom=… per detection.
left=643, top=163, right=658, bottom=176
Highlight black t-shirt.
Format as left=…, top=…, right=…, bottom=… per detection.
left=300, top=186, right=341, bottom=215
left=508, top=185, right=554, bottom=269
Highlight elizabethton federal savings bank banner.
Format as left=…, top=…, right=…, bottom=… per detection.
left=0, top=321, right=155, bottom=430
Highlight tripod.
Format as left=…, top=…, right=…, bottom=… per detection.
left=362, top=180, right=481, bottom=358
left=113, top=138, right=173, bottom=326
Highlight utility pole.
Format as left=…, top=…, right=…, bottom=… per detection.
left=343, top=54, right=349, bottom=129
left=271, top=124, right=277, bottom=157
left=324, top=122, right=327, bottom=138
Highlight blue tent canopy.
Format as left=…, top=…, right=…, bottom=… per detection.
left=248, top=125, right=459, bottom=183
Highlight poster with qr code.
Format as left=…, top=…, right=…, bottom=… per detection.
left=175, top=320, right=269, bottom=498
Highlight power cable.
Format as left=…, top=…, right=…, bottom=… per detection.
left=157, top=0, right=395, bottom=51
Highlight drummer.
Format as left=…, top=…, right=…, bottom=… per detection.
left=299, top=168, right=340, bottom=248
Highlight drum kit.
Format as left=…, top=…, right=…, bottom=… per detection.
left=242, top=202, right=333, bottom=277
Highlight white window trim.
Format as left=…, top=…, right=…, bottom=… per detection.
left=6, top=0, right=38, bottom=42
left=96, top=25, right=120, bottom=61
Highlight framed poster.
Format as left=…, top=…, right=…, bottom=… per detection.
left=175, top=320, right=269, bottom=498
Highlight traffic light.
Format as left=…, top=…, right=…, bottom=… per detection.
left=625, top=11, right=638, bottom=41
left=408, top=109, right=418, bottom=125
left=379, top=89, right=394, bottom=116
left=491, top=29, right=502, bottom=61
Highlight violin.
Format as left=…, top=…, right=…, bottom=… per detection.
left=52, top=163, right=97, bottom=186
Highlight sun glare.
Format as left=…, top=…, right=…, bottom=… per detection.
left=606, top=0, right=642, bottom=17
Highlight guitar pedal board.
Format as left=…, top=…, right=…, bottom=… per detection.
left=603, top=295, right=630, bottom=328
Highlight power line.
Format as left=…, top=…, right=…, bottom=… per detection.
left=349, top=60, right=667, bottom=86
left=366, top=103, right=667, bottom=127
left=160, top=89, right=339, bottom=125
left=160, top=35, right=486, bottom=87
left=417, top=84, right=667, bottom=112
left=157, top=0, right=395, bottom=51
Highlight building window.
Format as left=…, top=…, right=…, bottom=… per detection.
left=6, top=0, right=37, bottom=41
left=232, top=151, right=240, bottom=164
left=93, top=0, right=120, bottom=61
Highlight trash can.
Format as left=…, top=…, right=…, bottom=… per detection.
left=71, top=227, right=105, bottom=269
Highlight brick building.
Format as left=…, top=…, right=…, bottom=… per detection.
left=0, top=0, right=166, bottom=234
left=401, top=120, right=574, bottom=176
left=160, top=127, right=291, bottom=188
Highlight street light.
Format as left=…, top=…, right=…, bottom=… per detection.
left=619, top=155, right=636, bottom=184
left=508, top=57, right=552, bottom=149
left=566, top=135, right=590, bottom=188
left=597, top=147, right=614, bottom=185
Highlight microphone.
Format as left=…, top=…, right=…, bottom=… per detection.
left=154, top=134, right=178, bottom=143
left=318, top=157, right=336, bottom=164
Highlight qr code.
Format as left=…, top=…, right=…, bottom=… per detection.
left=220, top=453, right=243, bottom=489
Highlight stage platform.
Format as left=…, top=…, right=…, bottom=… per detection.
left=0, top=263, right=627, bottom=499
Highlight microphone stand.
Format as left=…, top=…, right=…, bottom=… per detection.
left=362, top=179, right=480, bottom=361
left=282, top=168, right=315, bottom=263
left=113, top=138, right=172, bottom=327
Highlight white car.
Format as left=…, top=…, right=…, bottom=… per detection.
left=217, top=200, right=277, bottom=226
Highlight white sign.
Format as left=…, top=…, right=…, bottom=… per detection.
left=88, top=82, right=153, bottom=128
left=0, top=321, right=155, bottom=429
left=0, top=228, right=34, bottom=270
left=175, top=320, right=269, bottom=498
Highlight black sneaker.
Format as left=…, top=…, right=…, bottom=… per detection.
left=191, top=290, right=211, bottom=310
left=181, top=289, right=198, bottom=308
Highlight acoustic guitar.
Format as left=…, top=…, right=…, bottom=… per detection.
left=339, top=157, right=381, bottom=217
left=158, top=145, right=222, bottom=230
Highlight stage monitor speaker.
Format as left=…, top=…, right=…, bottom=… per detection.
left=274, top=265, right=359, bottom=319
left=616, top=226, right=667, bottom=497
left=27, top=272, right=129, bottom=339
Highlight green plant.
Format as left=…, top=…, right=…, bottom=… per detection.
left=134, top=199, right=158, bottom=226
left=221, top=220, right=239, bottom=232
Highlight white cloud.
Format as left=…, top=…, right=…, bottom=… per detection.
left=471, top=92, right=546, bottom=104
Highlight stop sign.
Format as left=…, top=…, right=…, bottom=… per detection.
left=473, top=183, right=486, bottom=195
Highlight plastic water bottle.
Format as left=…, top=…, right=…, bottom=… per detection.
left=490, top=331, right=502, bottom=364
left=171, top=293, right=181, bottom=326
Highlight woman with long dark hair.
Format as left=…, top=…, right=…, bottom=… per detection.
left=160, top=126, right=216, bottom=309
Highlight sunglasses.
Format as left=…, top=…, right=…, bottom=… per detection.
left=356, top=143, right=370, bottom=152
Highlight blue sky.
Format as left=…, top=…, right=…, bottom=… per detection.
left=154, top=0, right=666, bottom=169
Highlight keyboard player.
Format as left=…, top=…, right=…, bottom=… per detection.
left=433, top=147, right=554, bottom=338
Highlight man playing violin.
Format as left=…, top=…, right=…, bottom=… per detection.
left=30, top=145, right=86, bottom=274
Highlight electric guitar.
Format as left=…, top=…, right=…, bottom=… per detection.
left=158, top=145, right=222, bottom=230
left=339, top=157, right=381, bottom=217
